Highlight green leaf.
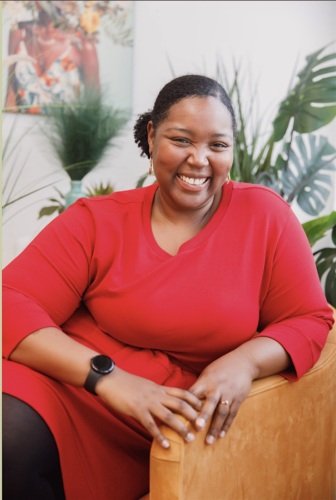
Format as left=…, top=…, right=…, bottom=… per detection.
left=281, top=134, right=336, bottom=215
left=314, top=248, right=336, bottom=307
left=38, top=205, right=63, bottom=219
left=85, top=182, right=115, bottom=197
left=302, top=212, right=336, bottom=247
left=293, top=105, right=336, bottom=134
left=332, top=225, right=336, bottom=245
left=272, top=44, right=336, bottom=141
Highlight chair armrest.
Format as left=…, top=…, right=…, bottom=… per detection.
left=149, top=308, right=336, bottom=500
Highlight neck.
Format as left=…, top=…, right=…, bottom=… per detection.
left=152, top=188, right=222, bottom=229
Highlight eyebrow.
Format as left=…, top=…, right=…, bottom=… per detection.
left=166, top=127, right=233, bottom=140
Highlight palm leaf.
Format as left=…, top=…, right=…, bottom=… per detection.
left=273, top=44, right=336, bottom=141
left=314, top=244, right=336, bottom=307
left=280, top=134, right=336, bottom=215
left=302, top=212, right=336, bottom=247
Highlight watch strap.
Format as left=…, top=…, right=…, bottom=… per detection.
left=84, top=369, right=105, bottom=395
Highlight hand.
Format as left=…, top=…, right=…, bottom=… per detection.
left=96, top=367, right=203, bottom=448
left=188, top=353, right=256, bottom=445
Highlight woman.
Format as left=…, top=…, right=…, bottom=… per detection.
left=3, top=75, right=334, bottom=499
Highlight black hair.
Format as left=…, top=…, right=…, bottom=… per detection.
left=133, top=74, right=236, bottom=158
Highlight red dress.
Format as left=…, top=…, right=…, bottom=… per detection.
left=3, top=182, right=334, bottom=499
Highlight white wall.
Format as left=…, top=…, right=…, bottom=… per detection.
left=2, top=0, right=336, bottom=267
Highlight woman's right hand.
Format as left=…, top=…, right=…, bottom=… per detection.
left=96, top=367, right=203, bottom=448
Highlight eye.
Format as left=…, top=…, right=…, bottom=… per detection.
left=211, top=142, right=229, bottom=150
left=172, top=137, right=190, bottom=145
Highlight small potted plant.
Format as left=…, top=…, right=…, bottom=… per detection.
left=43, top=88, right=128, bottom=206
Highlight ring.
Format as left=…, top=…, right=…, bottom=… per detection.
left=220, top=400, right=230, bottom=406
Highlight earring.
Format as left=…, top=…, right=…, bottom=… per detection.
left=226, top=172, right=231, bottom=185
left=148, top=157, right=153, bottom=175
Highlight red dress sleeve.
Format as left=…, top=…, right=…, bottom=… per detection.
left=2, top=200, right=96, bottom=358
left=257, top=208, right=334, bottom=379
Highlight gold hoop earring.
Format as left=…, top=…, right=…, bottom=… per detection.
left=148, top=157, right=153, bottom=176
left=226, top=172, right=231, bottom=185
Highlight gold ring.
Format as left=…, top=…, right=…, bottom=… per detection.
left=220, top=400, right=230, bottom=406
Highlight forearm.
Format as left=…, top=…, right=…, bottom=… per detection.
left=227, top=336, right=292, bottom=380
left=9, top=327, right=99, bottom=387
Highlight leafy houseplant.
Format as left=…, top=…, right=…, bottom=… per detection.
left=44, top=89, right=127, bottom=177
left=216, top=43, right=336, bottom=215
left=42, top=88, right=128, bottom=206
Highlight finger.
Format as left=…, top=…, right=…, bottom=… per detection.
left=188, top=381, right=207, bottom=400
left=194, top=392, right=219, bottom=431
left=166, top=388, right=203, bottom=411
left=220, top=400, right=239, bottom=435
left=153, top=406, right=196, bottom=444
left=205, top=399, right=231, bottom=444
left=142, top=413, right=171, bottom=449
left=163, top=396, right=200, bottom=423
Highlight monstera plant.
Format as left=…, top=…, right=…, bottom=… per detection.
left=217, top=42, right=336, bottom=215
left=218, top=42, right=336, bottom=305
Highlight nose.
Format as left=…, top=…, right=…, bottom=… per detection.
left=186, top=148, right=209, bottom=167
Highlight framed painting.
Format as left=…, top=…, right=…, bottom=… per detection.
left=2, top=1, right=134, bottom=114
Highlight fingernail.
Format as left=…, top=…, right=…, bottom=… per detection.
left=219, top=431, right=226, bottom=438
left=196, top=417, right=206, bottom=428
left=206, top=435, right=215, bottom=445
left=186, top=432, right=195, bottom=442
left=162, top=439, right=170, bottom=448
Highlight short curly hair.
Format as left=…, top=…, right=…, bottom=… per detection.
left=133, top=74, right=236, bottom=159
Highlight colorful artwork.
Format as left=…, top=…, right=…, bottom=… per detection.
left=2, top=1, right=134, bottom=114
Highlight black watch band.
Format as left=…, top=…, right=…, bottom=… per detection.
left=84, top=355, right=115, bottom=395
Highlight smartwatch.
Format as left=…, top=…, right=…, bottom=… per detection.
left=84, top=354, right=115, bottom=395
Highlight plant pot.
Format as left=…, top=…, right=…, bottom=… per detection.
left=64, top=180, right=86, bottom=208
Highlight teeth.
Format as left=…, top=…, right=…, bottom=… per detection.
left=179, top=174, right=208, bottom=186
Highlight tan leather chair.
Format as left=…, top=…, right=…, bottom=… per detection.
left=149, top=307, right=336, bottom=500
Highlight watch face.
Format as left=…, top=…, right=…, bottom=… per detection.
left=92, top=355, right=114, bottom=374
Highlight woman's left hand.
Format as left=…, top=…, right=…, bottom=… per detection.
left=188, top=352, right=257, bottom=444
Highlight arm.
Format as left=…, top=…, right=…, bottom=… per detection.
left=3, top=201, right=202, bottom=448
left=9, top=325, right=202, bottom=449
left=189, top=208, right=333, bottom=444
left=189, top=336, right=291, bottom=444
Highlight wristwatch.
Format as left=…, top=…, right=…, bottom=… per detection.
left=84, top=354, right=115, bottom=395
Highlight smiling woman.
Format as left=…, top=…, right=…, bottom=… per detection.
left=148, top=97, right=233, bottom=214
left=2, top=74, right=334, bottom=500
left=146, top=97, right=234, bottom=255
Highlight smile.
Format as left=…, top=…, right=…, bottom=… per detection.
left=177, top=174, right=209, bottom=186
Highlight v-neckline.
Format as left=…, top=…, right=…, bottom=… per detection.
left=142, top=182, right=233, bottom=258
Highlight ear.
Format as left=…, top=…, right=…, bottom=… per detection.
left=147, top=121, right=155, bottom=156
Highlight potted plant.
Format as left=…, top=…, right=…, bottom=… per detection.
left=43, top=88, right=128, bottom=206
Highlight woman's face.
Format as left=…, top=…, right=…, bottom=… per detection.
left=147, top=96, right=234, bottom=213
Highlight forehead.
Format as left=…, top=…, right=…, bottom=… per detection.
left=163, top=96, right=233, bottom=130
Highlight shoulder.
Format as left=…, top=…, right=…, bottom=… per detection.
left=232, top=181, right=288, bottom=203
left=65, top=184, right=156, bottom=221
left=231, top=181, right=290, bottom=213
left=81, top=184, right=156, bottom=208
left=228, top=181, right=295, bottom=236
